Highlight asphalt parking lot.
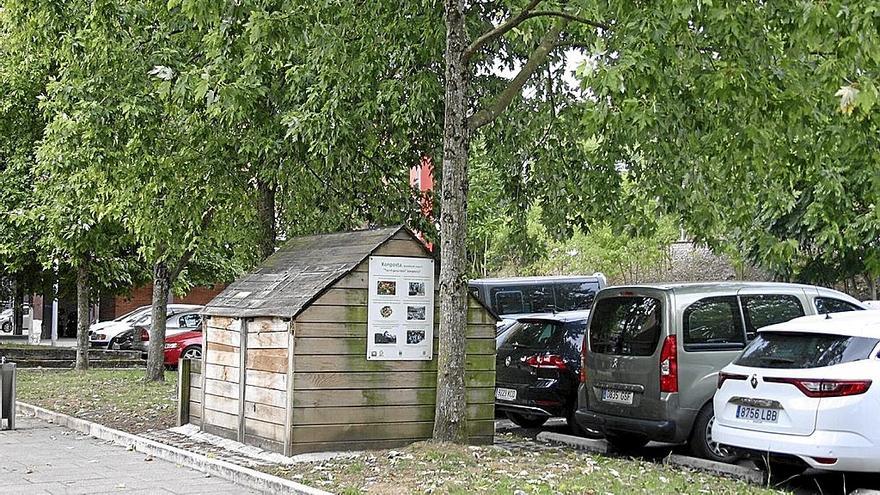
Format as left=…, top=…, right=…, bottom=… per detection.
left=497, top=418, right=880, bottom=495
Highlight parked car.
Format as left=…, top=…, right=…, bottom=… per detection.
left=863, top=300, right=880, bottom=310
left=163, top=325, right=203, bottom=366
left=113, top=310, right=203, bottom=352
left=714, top=311, right=880, bottom=473
left=470, top=274, right=607, bottom=317
left=0, top=308, right=13, bottom=333
left=495, top=310, right=592, bottom=435
left=89, top=304, right=202, bottom=348
left=88, top=305, right=150, bottom=337
left=576, top=282, right=865, bottom=462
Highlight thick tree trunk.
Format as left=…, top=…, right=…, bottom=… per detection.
left=145, top=261, right=171, bottom=382
left=433, top=0, right=470, bottom=444
left=75, top=264, right=90, bottom=371
left=257, top=178, right=277, bottom=259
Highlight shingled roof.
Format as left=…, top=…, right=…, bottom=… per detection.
left=204, top=225, right=429, bottom=318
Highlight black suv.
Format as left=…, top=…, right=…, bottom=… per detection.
left=495, top=311, right=591, bottom=434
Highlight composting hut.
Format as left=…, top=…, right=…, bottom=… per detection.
left=199, top=225, right=497, bottom=455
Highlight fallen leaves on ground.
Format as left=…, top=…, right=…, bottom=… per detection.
left=268, top=435, right=786, bottom=495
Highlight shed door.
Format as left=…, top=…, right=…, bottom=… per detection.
left=243, top=319, right=290, bottom=453
left=202, top=317, right=244, bottom=438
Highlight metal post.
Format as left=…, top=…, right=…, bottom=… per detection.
left=0, top=358, right=16, bottom=430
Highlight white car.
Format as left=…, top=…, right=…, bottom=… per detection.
left=0, top=308, right=13, bottom=333
left=713, top=311, right=880, bottom=473
left=89, top=304, right=202, bottom=348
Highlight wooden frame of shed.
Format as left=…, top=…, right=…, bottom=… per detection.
left=197, top=226, right=497, bottom=455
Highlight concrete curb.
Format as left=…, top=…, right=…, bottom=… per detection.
left=16, top=402, right=331, bottom=495
left=536, top=431, right=609, bottom=454
left=665, top=454, right=765, bottom=485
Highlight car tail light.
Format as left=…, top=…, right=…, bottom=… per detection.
left=140, top=329, right=149, bottom=341
left=579, top=337, right=587, bottom=383
left=659, top=335, right=678, bottom=393
left=717, top=372, right=748, bottom=389
left=763, top=377, right=872, bottom=398
left=812, top=457, right=837, bottom=465
left=525, top=354, right=567, bottom=370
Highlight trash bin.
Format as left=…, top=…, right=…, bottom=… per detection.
left=0, top=358, right=16, bottom=430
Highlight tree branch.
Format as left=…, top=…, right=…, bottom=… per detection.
left=468, top=19, right=569, bottom=131
left=463, top=0, right=543, bottom=63
left=524, top=11, right=609, bottom=30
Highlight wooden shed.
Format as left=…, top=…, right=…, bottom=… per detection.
left=198, top=226, right=497, bottom=455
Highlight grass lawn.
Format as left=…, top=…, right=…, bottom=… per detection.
left=268, top=438, right=786, bottom=495
left=17, top=369, right=178, bottom=434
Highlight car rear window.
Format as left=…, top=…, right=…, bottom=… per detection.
left=735, top=332, right=880, bottom=369
left=501, top=320, right=586, bottom=351
left=589, top=296, right=662, bottom=356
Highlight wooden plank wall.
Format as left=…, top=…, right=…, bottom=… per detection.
left=189, top=359, right=203, bottom=426
left=243, top=317, right=289, bottom=453
left=201, top=316, right=242, bottom=441
left=178, top=358, right=203, bottom=427
left=289, top=232, right=496, bottom=454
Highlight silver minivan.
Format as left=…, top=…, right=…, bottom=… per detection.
left=575, top=282, right=865, bottom=461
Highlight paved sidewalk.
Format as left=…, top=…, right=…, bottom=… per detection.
left=0, top=417, right=261, bottom=494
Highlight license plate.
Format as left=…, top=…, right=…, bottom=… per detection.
left=602, top=389, right=634, bottom=405
left=736, top=405, right=779, bottom=423
left=495, top=388, right=517, bottom=401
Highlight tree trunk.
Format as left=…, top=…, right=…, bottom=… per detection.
left=869, top=275, right=878, bottom=300
left=12, top=277, right=23, bottom=336
left=433, top=0, right=470, bottom=444
left=257, top=178, right=277, bottom=259
left=41, top=267, right=57, bottom=339
left=145, top=261, right=171, bottom=382
left=75, top=264, right=90, bottom=371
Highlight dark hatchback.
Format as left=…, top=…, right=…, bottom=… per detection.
left=495, top=311, right=591, bottom=434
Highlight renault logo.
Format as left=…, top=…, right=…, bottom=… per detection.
left=505, top=356, right=511, bottom=367
left=750, top=375, right=759, bottom=389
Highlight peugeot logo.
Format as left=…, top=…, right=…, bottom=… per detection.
left=750, top=375, right=759, bottom=389
left=505, top=356, right=511, bottom=367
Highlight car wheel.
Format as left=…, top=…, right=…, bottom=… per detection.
left=567, top=404, right=603, bottom=439
left=108, top=337, right=119, bottom=350
left=180, top=345, right=202, bottom=360
left=605, top=432, right=649, bottom=453
left=689, top=403, right=739, bottom=463
left=505, top=411, right=548, bottom=429
left=1, top=322, right=11, bottom=333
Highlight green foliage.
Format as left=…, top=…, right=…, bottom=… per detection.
left=575, top=1, right=880, bottom=284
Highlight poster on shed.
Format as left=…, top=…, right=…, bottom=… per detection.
left=367, top=256, right=435, bottom=360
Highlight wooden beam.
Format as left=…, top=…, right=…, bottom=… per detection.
left=284, top=319, right=295, bottom=456
left=238, top=318, right=248, bottom=442
left=177, top=358, right=191, bottom=426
